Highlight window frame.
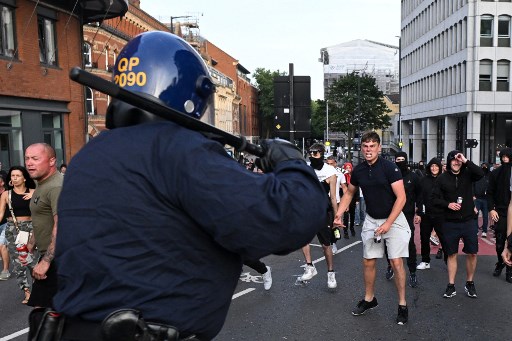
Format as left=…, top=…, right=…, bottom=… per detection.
left=0, top=4, right=17, bottom=59
left=37, top=15, right=58, bottom=66
left=480, top=15, right=494, bottom=47
left=479, top=59, right=493, bottom=91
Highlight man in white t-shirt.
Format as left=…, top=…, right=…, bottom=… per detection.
left=300, top=144, right=338, bottom=289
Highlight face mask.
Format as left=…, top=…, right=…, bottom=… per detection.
left=309, top=157, right=324, bottom=170
left=482, top=167, right=489, bottom=174
left=395, top=160, right=408, bottom=174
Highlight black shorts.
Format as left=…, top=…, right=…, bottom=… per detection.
left=27, top=258, right=58, bottom=308
left=316, top=210, right=333, bottom=246
left=441, top=221, right=478, bottom=256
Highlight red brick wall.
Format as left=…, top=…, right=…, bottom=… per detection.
left=0, top=1, right=85, bottom=160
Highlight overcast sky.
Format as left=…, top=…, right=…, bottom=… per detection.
left=141, top=1, right=401, bottom=100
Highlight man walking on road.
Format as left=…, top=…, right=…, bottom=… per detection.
left=300, top=143, right=338, bottom=289
left=431, top=150, right=483, bottom=298
left=334, top=131, right=409, bottom=325
left=487, top=148, right=512, bottom=282
left=25, top=143, right=63, bottom=307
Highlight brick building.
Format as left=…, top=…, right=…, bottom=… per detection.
left=84, top=0, right=170, bottom=135
left=0, top=0, right=127, bottom=167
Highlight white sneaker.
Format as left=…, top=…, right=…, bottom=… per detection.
left=331, top=243, right=338, bottom=253
left=481, top=232, right=487, bottom=238
left=327, top=271, right=337, bottom=289
left=262, top=266, right=272, bottom=290
left=300, top=265, right=317, bottom=281
left=0, top=270, right=10, bottom=280
left=416, top=262, right=430, bottom=270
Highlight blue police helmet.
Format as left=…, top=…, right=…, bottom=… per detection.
left=111, top=31, right=214, bottom=120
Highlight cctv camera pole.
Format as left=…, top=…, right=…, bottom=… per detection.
left=69, top=67, right=264, bottom=157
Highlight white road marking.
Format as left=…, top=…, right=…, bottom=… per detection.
left=300, top=240, right=362, bottom=267
left=232, top=288, right=256, bottom=299
left=0, top=327, right=29, bottom=341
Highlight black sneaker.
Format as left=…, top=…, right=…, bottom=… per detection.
left=435, top=249, right=443, bottom=259
left=350, top=227, right=356, bottom=236
left=396, top=305, right=408, bottom=325
left=385, top=266, right=394, bottom=280
left=352, top=297, right=378, bottom=316
left=408, top=272, right=418, bottom=288
left=443, top=284, right=456, bottom=298
left=493, top=262, right=505, bottom=277
left=506, top=267, right=512, bottom=283
left=464, top=281, right=477, bottom=298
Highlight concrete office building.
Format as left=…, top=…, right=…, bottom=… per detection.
left=401, top=0, right=512, bottom=165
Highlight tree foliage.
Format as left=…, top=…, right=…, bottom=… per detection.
left=311, top=99, right=326, bottom=140
left=326, top=72, right=392, bottom=159
left=252, top=68, right=287, bottom=138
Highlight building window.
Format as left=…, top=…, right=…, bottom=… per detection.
left=480, top=15, right=494, bottom=47
left=479, top=60, right=492, bottom=91
left=38, top=16, right=57, bottom=66
left=497, top=60, right=510, bottom=91
left=83, top=42, right=92, bottom=67
left=42, top=113, right=64, bottom=164
left=498, top=15, right=511, bottom=47
left=0, top=5, right=16, bottom=58
left=85, top=87, right=94, bottom=115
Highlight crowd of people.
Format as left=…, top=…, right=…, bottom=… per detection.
left=1, top=31, right=511, bottom=340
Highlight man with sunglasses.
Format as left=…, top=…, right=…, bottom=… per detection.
left=334, top=131, right=409, bottom=325
left=299, top=143, right=338, bottom=289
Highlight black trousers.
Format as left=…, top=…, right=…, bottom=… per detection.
left=419, top=215, right=444, bottom=263
left=343, top=199, right=357, bottom=231
left=495, top=214, right=508, bottom=265
left=244, top=259, right=267, bottom=274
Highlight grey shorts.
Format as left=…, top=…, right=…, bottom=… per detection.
left=361, top=212, right=410, bottom=259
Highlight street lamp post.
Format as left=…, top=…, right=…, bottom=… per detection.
left=170, top=15, right=192, bottom=34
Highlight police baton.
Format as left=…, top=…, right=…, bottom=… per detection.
left=69, top=67, right=264, bottom=157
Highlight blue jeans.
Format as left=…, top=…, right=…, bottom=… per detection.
left=355, top=197, right=366, bottom=225
left=474, top=198, right=488, bottom=233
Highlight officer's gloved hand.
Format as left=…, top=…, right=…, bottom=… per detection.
left=255, top=139, right=304, bottom=173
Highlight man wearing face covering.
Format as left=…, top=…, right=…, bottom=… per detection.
left=487, top=148, right=512, bottom=282
left=299, top=143, right=338, bottom=289
left=385, top=152, right=422, bottom=288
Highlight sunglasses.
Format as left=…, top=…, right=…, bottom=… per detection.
left=309, top=150, right=322, bottom=156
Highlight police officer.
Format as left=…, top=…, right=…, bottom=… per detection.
left=46, top=32, right=326, bottom=341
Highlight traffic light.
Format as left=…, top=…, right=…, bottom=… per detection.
left=464, top=139, right=478, bottom=148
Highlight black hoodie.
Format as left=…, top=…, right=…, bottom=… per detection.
left=418, top=157, right=444, bottom=218
left=430, top=151, right=484, bottom=222
left=487, top=148, right=512, bottom=216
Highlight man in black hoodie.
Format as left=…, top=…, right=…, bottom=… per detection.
left=431, top=150, right=484, bottom=298
left=417, top=158, right=445, bottom=269
left=386, top=152, right=422, bottom=288
left=487, top=148, right=512, bottom=282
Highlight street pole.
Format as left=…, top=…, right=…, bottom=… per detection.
left=326, top=99, right=329, bottom=141
left=397, top=35, right=402, bottom=151
left=289, top=63, right=295, bottom=143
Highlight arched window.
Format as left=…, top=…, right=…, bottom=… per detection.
left=83, top=42, right=92, bottom=67
left=498, top=15, right=511, bottom=47
left=479, top=59, right=493, bottom=91
left=480, top=15, right=494, bottom=47
left=86, top=87, right=94, bottom=115
left=497, top=60, right=510, bottom=91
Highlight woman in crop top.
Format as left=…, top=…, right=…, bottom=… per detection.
left=0, top=166, right=35, bottom=304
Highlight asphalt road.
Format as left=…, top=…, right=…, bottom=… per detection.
left=0, top=226, right=510, bottom=341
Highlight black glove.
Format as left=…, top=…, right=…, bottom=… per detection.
left=255, top=139, right=304, bottom=173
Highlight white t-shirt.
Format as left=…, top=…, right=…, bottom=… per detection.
left=314, top=164, right=338, bottom=202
